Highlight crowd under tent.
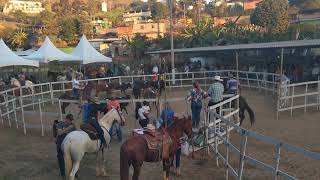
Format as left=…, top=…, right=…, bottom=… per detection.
left=24, top=36, right=80, bottom=82
left=0, top=39, right=39, bottom=79
left=70, top=35, right=112, bottom=64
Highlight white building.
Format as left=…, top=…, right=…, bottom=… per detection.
left=101, top=1, right=107, bottom=12
left=123, top=11, right=152, bottom=24
left=3, top=0, right=45, bottom=14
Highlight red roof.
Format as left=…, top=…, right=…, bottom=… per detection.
left=116, top=26, right=133, bottom=36
left=244, top=0, right=262, bottom=10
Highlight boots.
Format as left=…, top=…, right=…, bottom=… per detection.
left=176, top=167, right=181, bottom=176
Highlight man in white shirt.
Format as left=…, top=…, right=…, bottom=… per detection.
left=72, top=75, right=81, bottom=99
left=152, top=64, right=159, bottom=74
left=138, top=101, right=150, bottom=128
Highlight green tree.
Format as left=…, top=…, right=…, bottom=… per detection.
left=34, top=10, right=59, bottom=43
left=183, top=18, right=212, bottom=47
left=11, top=10, right=28, bottom=23
left=59, top=17, right=77, bottom=43
left=105, top=7, right=125, bottom=27
left=251, top=0, right=290, bottom=33
left=9, top=30, right=27, bottom=48
left=150, top=1, right=168, bottom=37
left=124, top=34, right=149, bottom=63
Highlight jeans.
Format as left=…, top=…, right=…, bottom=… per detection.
left=72, top=88, right=79, bottom=99
left=90, top=117, right=106, bottom=145
left=191, top=101, right=202, bottom=127
left=175, top=147, right=181, bottom=168
left=109, top=122, right=122, bottom=143
left=56, top=134, right=67, bottom=176
left=139, top=119, right=149, bottom=128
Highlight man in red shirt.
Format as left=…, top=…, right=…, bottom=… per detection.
left=106, top=97, right=122, bottom=143
left=106, top=97, right=120, bottom=111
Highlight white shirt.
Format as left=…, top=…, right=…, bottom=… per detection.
left=138, top=108, right=146, bottom=120
left=142, top=105, right=150, bottom=114
left=312, top=67, right=319, bottom=75
left=72, top=79, right=80, bottom=89
left=152, top=66, right=158, bottom=73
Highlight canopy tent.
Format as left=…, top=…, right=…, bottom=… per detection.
left=25, top=36, right=79, bottom=63
left=70, top=35, right=112, bottom=64
left=0, top=39, right=39, bottom=68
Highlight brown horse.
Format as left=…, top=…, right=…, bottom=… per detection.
left=120, top=116, right=193, bottom=180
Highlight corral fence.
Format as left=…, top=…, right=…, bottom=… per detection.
left=0, top=70, right=289, bottom=136
left=203, top=110, right=320, bottom=180
left=1, top=71, right=320, bottom=179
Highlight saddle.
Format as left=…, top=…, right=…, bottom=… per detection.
left=80, top=123, right=99, bottom=140
left=142, top=129, right=172, bottom=160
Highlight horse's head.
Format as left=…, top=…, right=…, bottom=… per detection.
left=10, top=78, right=20, bottom=87
left=102, top=108, right=125, bottom=126
left=180, top=116, right=193, bottom=139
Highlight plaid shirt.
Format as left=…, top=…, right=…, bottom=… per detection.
left=208, top=82, right=224, bottom=103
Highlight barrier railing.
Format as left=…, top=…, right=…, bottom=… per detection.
left=209, top=112, right=320, bottom=180
left=278, top=79, right=320, bottom=116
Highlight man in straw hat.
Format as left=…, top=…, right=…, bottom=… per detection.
left=207, top=76, right=224, bottom=109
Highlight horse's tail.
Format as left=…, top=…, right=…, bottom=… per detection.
left=240, top=96, right=255, bottom=126
left=120, top=143, right=130, bottom=180
left=63, top=139, right=73, bottom=179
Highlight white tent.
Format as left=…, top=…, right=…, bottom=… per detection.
left=0, top=39, right=39, bottom=68
left=71, top=35, right=112, bottom=64
left=25, top=36, right=79, bottom=63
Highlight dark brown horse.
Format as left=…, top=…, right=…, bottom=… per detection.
left=120, top=116, right=193, bottom=180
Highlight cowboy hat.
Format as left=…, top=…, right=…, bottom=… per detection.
left=94, top=97, right=100, bottom=104
left=214, top=76, right=223, bottom=82
left=146, top=124, right=155, bottom=130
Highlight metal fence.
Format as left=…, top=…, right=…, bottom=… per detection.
left=205, top=107, right=320, bottom=180
left=0, top=70, right=286, bottom=136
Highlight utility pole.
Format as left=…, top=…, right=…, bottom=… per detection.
left=168, top=0, right=175, bottom=84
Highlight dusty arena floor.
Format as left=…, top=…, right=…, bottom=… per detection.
left=0, top=88, right=320, bottom=180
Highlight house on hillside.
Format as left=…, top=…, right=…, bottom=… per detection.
left=3, top=0, right=45, bottom=14
left=117, top=22, right=166, bottom=39
left=123, top=11, right=153, bottom=25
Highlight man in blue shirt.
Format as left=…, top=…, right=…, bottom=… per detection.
left=226, top=74, right=239, bottom=95
left=158, top=102, right=176, bottom=128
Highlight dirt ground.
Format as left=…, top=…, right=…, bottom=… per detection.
left=0, top=88, right=320, bottom=180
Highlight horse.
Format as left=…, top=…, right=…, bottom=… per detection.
left=120, top=116, right=193, bottom=180
left=239, top=96, right=255, bottom=126
left=132, top=80, right=144, bottom=99
left=58, top=109, right=125, bottom=180
left=10, top=77, right=34, bottom=96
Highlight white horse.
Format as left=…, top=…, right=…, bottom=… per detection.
left=10, top=77, right=34, bottom=95
left=63, top=109, right=125, bottom=180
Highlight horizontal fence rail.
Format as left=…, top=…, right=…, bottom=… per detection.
left=210, top=112, right=320, bottom=180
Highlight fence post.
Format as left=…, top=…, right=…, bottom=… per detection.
left=59, top=99, right=63, bottom=121
left=39, top=99, right=44, bottom=137
left=213, top=111, right=219, bottom=167
left=304, top=84, right=308, bottom=113
left=50, top=83, right=54, bottom=105
left=0, top=107, right=3, bottom=125
left=318, top=79, right=320, bottom=111
left=291, top=86, right=295, bottom=116
left=225, top=115, right=230, bottom=180
left=5, top=96, right=11, bottom=127
left=19, top=97, right=26, bottom=135
left=272, top=142, right=282, bottom=180
left=237, top=130, right=248, bottom=180
left=13, top=99, right=18, bottom=129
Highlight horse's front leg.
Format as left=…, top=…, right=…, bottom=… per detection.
left=96, top=151, right=101, bottom=176
left=163, top=159, right=170, bottom=180
left=100, top=149, right=107, bottom=176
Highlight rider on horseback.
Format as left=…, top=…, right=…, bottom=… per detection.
left=55, top=114, right=76, bottom=177
left=88, top=97, right=107, bottom=148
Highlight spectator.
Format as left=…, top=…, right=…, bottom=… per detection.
left=152, top=63, right=159, bottom=74
left=97, top=67, right=106, bottom=78
left=107, top=97, right=122, bottom=143
left=157, top=102, right=176, bottom=128
left=72, top=75, right=81, bottom=99
left=137, top=101, right=150, bottom=128
left=55, top=114, right=76, bottom=177
left=226, top=74, right=239, bottom=95
left=187, top=81, right=206, bottom=128
left=207, top=76, right=224, bottom=113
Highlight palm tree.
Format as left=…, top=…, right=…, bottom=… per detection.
left=183, top=18, right=212, bottom=47
left=9, top=30, right=27, bottom=49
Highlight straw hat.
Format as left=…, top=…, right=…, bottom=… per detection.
left=146, top=124, right=155, bottom=130
left=214, top=76, right=223, bottom=82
